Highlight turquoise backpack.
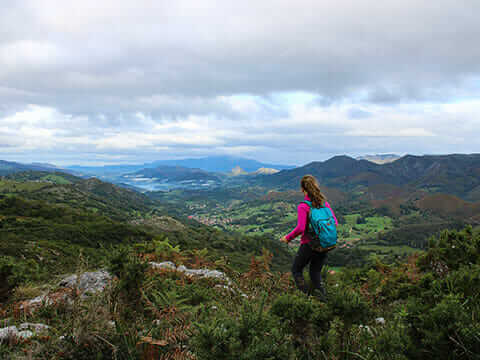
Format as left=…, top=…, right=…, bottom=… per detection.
left=302, top=200, right=337, bottom=252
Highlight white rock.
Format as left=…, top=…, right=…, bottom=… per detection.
left=184, top=269, right=210, bottom=277
left=182, top=268, right=227, bottom=281
left=0, top=326, right=18, bottom=341
left=25, top=294, right=49, bottom=307
left=359, top=325, right=373, bottom=335
left=149, top=261, right=176, bottom=270
left=58, top=270, right=112, bottom=297
left=214, top=284, right=248, bottom=298
left=19, top=323, right=49, bottom=332
left=215, top=284, right=233, bottom=291
left=205, top=270, right=227, bottom=280
left=17, top=330, right=33, bottom=339
left=148, top=263, right=236, bottom=294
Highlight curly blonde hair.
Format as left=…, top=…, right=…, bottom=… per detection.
left=300, top=174, right=327, bottom=208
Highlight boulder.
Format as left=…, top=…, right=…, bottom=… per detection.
left=149, top=261, right=176, bottom=270
left=58, top=270, right=112, bottom=297
left=0, top=323, right=50, bottom=342
left=17, top=330, right=33, bottom=339
left=0, top=326, right=18, bottom=342
left=149, top=263, right=229, bottom=282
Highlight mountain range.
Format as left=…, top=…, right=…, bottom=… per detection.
left=259, top=154, right=480, bottom=201
left=356, top=154, right=401, bottom=164
left=65, top=155, right=294, bottom=176
left=3, top=154, right=480, bottom=201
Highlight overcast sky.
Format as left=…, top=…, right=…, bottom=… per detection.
left=1, top=0, right=480, bottom=166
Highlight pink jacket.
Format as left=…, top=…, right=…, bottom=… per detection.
left=285, top=195, right=338, bottom=245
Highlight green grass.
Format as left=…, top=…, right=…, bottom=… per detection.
left=0, top=179, right=49, bottom=193
left=357, top=244, right=423, bottom=256
left=344, top=214, right=361, bottom=224
left=337, top=215, right=393, bottom=242
left=40, top=174, right=72, bottom=184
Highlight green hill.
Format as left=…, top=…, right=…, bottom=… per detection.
left=260, top=154, right=480, bottom=200
left=1, top=172, right=156, bottom=221
left=0, top=179, right=293, bottom=299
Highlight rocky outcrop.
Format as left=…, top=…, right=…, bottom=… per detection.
left=149, top=262, right=230, bottom=283
left=0, top=323, right=49, bottom=342
left=149, top=261, right=248, bottom=297
left=58, top=270, right=112, bottom=297
left=21, top=264, right=238, bottom=311
left=22, top=270, right=112, bottom=309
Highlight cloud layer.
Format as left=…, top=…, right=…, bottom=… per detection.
left=1, top=0, right=480, bottom=165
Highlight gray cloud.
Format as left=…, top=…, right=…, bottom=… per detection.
left=2, top=1, right=480, bottom=103
left=0, top=0, right=480, bottom=164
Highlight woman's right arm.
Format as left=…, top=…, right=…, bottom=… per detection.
left=285, top=204, right=309, bottom=242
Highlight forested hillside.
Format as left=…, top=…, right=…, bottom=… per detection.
left=1, top=217, right=478, bottom=358
left=260, top=154, right=480, bottom=200
left=0, top=161, right=62, bottom=176
left=0, top=174, right=292, bottom=301
left=1, top=169, right=479, bottom=359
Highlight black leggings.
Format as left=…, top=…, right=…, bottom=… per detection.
left=291, top=243, right=327, bottom=293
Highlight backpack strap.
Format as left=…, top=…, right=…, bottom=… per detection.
left=301, top=200, right=326, bottom=209
left=301, top=201, right=312, bottom=234
left=301, top=200, right=312, bottom=207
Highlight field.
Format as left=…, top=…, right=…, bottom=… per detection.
left=147, top=187, right=454, bottom=267
left=0, top=179, right=51, bottom=193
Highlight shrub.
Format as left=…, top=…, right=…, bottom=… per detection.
left=192, top=296, right=294, bottom=359
left=0, top=256, right=41, bottom=301
left=108, top=246, right=149, bottom=308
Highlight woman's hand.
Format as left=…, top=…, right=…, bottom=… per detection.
left=280, top=236, right=288, bottom=244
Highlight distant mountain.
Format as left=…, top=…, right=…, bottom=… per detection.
left=0, top=160, right=62, bottom=176
left=356, top=154, right=401, bottom=164
left=230, top=166, right=248, bottom=176
left=127, top=166, right=221, bottom=182
left=259, top=154, right=480, bottom=200
left=251, top=167, right=280, bottom=175
left=120, top=165, right=222, bottom=191
left=65, top=156, right=294, bottom=178
left=149, top=156, right=295, bottom=173
left=29, top=162, right=62, bottom=169
left=65, top=164, right=147, bottom=177
left=260, top=155, right=381, bottom=189
left=229, top=166, right=280, bottom=177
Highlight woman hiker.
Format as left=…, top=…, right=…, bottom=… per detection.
left=281, top=174, right=338, bottom=299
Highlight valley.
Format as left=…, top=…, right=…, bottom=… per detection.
left=4, top=152, right=479, bottom=270
left=1, top=156, right=479, bottom=359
